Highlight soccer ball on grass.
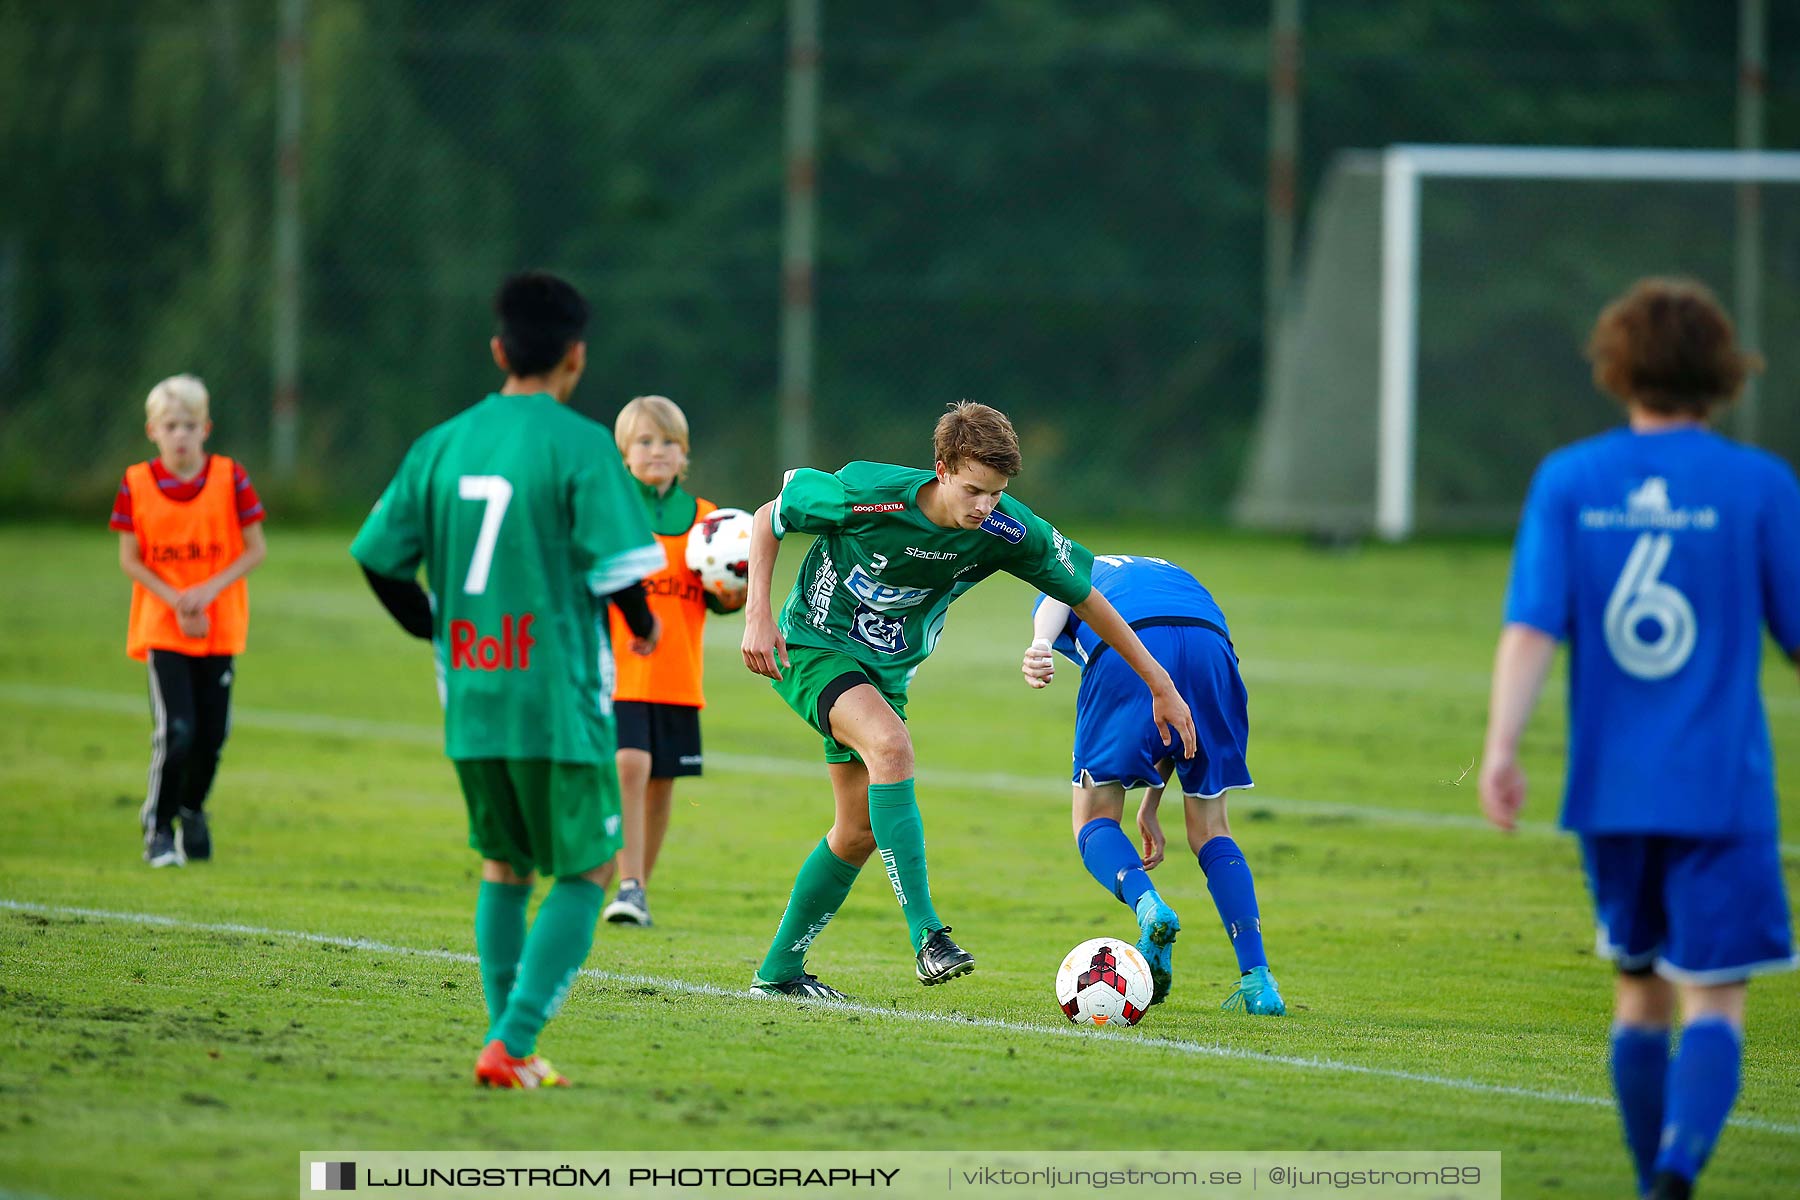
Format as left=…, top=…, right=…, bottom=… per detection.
left=1055, top=937, right=1153, bottom=1027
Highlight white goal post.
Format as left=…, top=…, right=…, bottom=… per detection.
left=1376, top=145, right=1800, bottom=540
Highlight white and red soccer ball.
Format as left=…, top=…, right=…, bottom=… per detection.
left=685, top=507, right=754, bottom=600
left=1056, top=937, right=1154, bottom=1027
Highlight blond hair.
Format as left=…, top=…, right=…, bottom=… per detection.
left=614, top=394, right=690, bottom=456
left=145, top=374, right=210, bottom=423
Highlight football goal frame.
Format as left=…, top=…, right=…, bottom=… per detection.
left=1376, top=145, right=1800, bottom=540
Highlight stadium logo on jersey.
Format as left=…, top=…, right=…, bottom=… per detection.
left=852, top=502, right=908, bottom=513
left=147, top=538, right=229, bottom=566
left=979, top=511, right=1026, bottom=544
left=449, top=614, right=536, bottom=671
left=904, top=546, right=957, bottom=561
left=849, top=603, right=909, bottom=656
left=646, top=575, right=705, bottom=603
left=1581, top=477, right=1718, bottom=532
left=844, top=563, right=932, bottom=611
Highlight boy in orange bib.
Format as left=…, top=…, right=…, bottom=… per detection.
left=602, top=395, right=744, bottom=925
left=111, top=375, right=268, bottom=866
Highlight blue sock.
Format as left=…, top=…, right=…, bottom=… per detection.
left=1654, top=1016, right=1743, bottom=1184
left=1610, top=1022, right=1671, bottom=1194
left=1198, top=836, right=1266, bottom=973
left=1076, top=817, right=1152, bottom=909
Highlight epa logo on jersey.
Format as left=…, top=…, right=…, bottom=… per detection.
left=850, top=603, right=909, bottom=655
left=844, top=563, right=932, bottom=611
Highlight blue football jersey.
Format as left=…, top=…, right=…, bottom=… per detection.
left=1035, top=554, right=1230, bottom=667
left=1505, top=427, right=1800, bottom=836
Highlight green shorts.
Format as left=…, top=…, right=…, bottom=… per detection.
left=770, top=645, right=908, bottom=764
left=452, top=758, right=623, bottom=878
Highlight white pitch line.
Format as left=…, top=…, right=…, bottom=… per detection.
left=5, top=682, right=1798, bottom=858
left=4, top=898, right=1797, bottom=1139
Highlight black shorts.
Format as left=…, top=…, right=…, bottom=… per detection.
left=614, top=700, right=703, bottom=778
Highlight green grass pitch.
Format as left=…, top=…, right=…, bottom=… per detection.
left=2, top=523, right=1797, bottom=1199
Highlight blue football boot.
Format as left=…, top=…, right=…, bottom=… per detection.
left=1133, top=891, right=1180, bottom=1004
left=1221, top=965, right=1286, bottom=1016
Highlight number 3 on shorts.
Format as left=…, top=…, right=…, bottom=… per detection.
left=1604, top=531, right=1696, bottom=680
left=459, top=475, right=513, bottom=595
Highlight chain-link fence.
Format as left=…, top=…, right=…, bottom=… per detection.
left=1236, top=156, right=1800, bottom=534
left=3, top=2, right=1794, bottom=525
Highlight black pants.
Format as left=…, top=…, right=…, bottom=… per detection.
left=142, top=650, right=234, bottom=833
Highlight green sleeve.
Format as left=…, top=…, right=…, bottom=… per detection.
left=349, top=443, right=427, bottom=580
left=770, top=467, right=848, bottom=539
left=1002, top=505, right=1094, bottom=607
left=574, top=438, right=665, bottom=596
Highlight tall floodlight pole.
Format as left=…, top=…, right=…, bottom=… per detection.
left=1734, top=0, right=1765, bottom=445
left=778, top=0, right=821, bottom=473
left=1264, top=0, right=1303, bottom=416
left=271, top=0, right=306, bottom=478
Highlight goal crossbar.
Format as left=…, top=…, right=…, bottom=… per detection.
left=1376, top=145, right=1800, bottom=540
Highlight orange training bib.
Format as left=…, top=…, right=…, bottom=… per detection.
left=610, top=496, right=716, bottom=707
left=125, top=455, right=249, bottom=660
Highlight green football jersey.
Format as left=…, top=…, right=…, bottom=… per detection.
left=350, top=392, right=663, bottom=763
left=772, top=461, right=1095, bottom=694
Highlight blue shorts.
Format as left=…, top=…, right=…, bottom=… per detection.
left=1579, top=833, right=1796, bottom=985
left=1071, top=624, right=1252, bottom=799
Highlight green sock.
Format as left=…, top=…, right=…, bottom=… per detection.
left=758, top=837, right=861, bottom=984
left=493, top=878, right=604, bottom=1057
left=475, top=881, right=532, bottom=1040
left=868, top=779, right=943, bottom=952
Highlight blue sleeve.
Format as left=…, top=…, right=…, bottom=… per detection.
left=1760, top=460, right=1800, bottom=655
left=1503, top=457, right=1572, bottom=639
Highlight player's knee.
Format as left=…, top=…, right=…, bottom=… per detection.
left=615, top=749, right=651, bottom=787
left=1613, top=969, right=1675, bottom=1025
left=859, top=732, right=914, bottom=780
left=482, top=859, right=534, bottom=886
left=572, top=862, right=614, bottom=890
left=160, top=716, right=196, bottom=764
left=1189, top=796, right=1232, bottom=844
left=828, top=825, right=876, bottom=865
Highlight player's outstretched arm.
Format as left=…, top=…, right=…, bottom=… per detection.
left=740, top=499, right=789, bottom=680
left=1072, top=588, right=1197, bottom=759
left=1478, top=623, right=1558, bottom=831
left=1022, top=598, right=1071, bottom=688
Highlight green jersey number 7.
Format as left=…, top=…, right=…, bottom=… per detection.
left=458, top=475, right=513, bottom=595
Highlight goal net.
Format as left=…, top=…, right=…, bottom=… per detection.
left=1235, top=146, right=1800, bottom=538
